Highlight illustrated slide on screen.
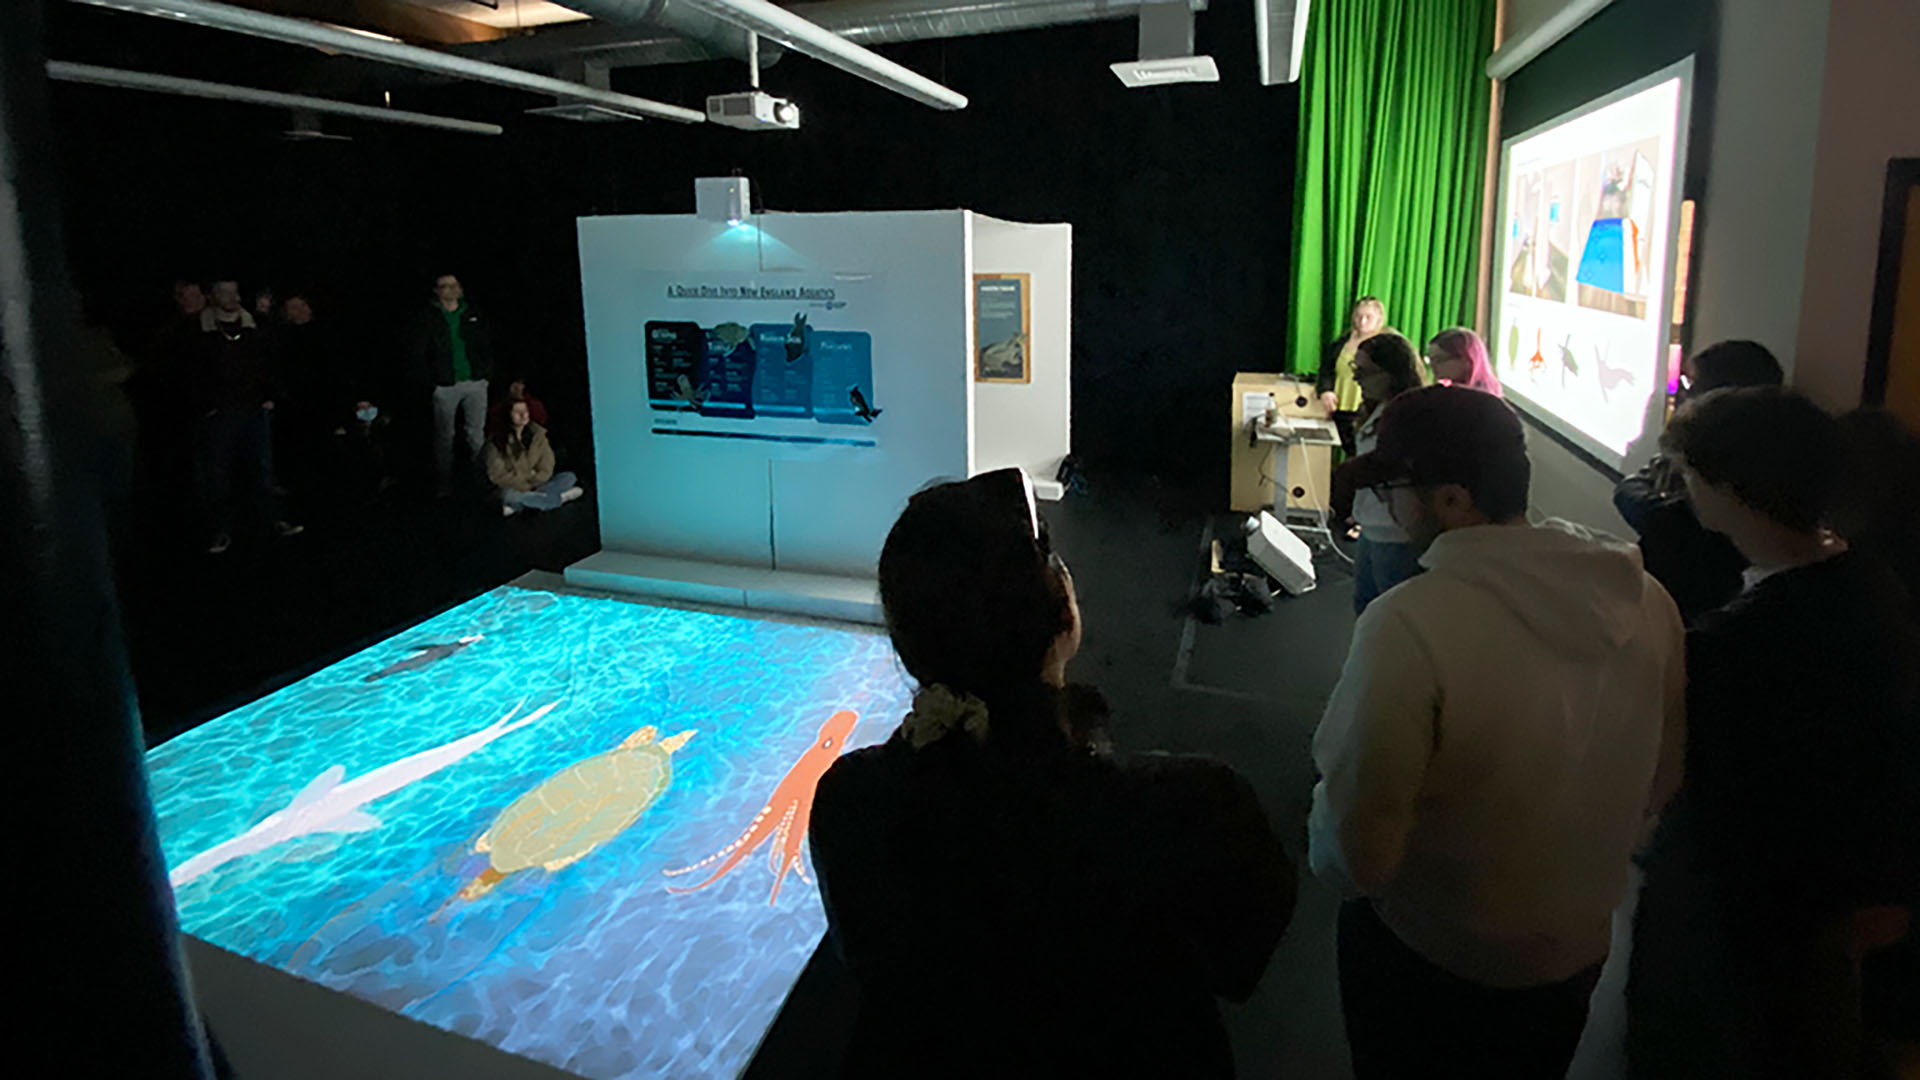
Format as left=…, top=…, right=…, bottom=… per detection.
left=1490, top=60, right=1691, bottom=472
left=639, top=274, right=883, bottom=452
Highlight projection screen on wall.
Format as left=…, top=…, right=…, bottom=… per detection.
left=1489, top=57, right=1694, bottom=474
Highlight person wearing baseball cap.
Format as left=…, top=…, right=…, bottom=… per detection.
left=1308, top=385, right=1686, bottom=1076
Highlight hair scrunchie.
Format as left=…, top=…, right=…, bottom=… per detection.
left=901, top=685, right=991, bottom=749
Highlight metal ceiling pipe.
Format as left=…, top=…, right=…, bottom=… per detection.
left=65, top=0, right=705, bottom=122
left=560, top=0, right=968, bottom=110
left=47, top=61, right=506, bottom=134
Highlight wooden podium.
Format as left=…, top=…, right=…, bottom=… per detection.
left=1229, top=372, right=1334, bottom=514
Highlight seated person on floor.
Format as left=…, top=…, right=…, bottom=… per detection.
left=484, top=399, right=581, bottom=516
left=809, top=467, right=1295, bottom=1079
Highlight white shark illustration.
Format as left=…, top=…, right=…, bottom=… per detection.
left=169, top=701, right=555, bottom=888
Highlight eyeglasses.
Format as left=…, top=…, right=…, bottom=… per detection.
left=1366, top=479, right=1416, bottom=502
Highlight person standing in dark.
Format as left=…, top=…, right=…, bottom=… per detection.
left=196, top=279, right=301, bottom=553
left=1333, top=332, right=1429, bottom=613
left=1613, top=340, right=1783, bottom=622
left=411, top=273, right=494, bottom=497
left=269, top=292, right=329, bottom=490
left=1313, top=387, right=1684, bottom=1080
left=1834, top=409, right=1920, bottom=617
left=1628, top=387, right=1920, bottom=1080
left=809, top=469, right=1294, bottom=1078
left=131, top=278, right=210, bottom=508
left=1316, top=296, right=1391, bottom=455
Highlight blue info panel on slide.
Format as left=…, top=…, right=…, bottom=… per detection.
left=646, top=318, right=879, bottom=447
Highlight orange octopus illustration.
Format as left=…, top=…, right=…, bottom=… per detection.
left=664, top=709, right=857, bottom=904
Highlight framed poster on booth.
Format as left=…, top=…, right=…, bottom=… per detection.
left=974, top=272, right=1031, bottom=384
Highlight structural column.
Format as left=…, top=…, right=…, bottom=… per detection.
left=0, top=2, right=213, bottom=1075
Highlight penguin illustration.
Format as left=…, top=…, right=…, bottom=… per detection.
left=784, top=314, right=809, bottom=364
left=672, top=374, right=710, bottom=408
left=849, top=386, right=882, bottom=423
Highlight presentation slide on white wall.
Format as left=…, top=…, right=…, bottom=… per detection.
left=1490, top=61, right=1691, bottom=472
left=638, top=272, right=885, bottom=452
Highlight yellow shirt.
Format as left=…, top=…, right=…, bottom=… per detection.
left=1331, top=336, right=1366, bottom=413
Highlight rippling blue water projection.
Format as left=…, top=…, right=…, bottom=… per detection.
left=146, top=586, right=913, bottom=1079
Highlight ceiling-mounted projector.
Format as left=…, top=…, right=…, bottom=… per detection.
left=1111, top=56, right=1220, bottom=87
left=706, top=91, right=800, bottom=131
left=1111, top=0, right=1217, bottom=88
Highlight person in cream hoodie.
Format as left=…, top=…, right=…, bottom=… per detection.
left=1308, top=386, right=1685, bottom=1079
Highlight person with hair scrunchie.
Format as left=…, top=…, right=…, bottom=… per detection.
left=809, top=468, right=1294, bottom=1078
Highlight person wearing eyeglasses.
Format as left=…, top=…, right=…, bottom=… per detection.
left=1613, top=340, right=1783, bottom=623
left=809, top=468, right=1294, bottom=1079
left=1309, top=386, right=1686, bottom=1078
left=1334, top=333, right=1429, bottom=613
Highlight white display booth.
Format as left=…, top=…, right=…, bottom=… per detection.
left=564, top=209, right=1072, bottom=624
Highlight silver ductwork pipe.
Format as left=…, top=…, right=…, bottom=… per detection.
left=800, top=0, right=1188, bottom=48
left=66, top=0, right=705, bottom=122
left=558, top=0, right=968, bottom=109
left=469, top=0, right=1203, bottom=70
left=544, top=0, right=765, bottom=65
left=47, top=61, right=505, bottom=134
left=455, top=16, right=759, bottom=70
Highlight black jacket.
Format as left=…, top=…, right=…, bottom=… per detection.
left=1614, top=456, right=1747, bottom=623
left=1627, top=553, right=1920, bottom=1078
left=1314, top=336, right=1347, bottom=395
left=410, top=302, right=495, bottom=386
left=811, top=716, right=1295, bottom=1079
left=195, top=318, right=276, bottom=414
left=1656, top=552, right=1919, bottom=900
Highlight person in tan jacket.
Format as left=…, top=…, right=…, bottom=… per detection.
left=485, top=399, right=582, bottom=516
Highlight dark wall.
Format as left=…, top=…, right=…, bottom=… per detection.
left=49, top=1, right=1298, bottom=489
left=1501, top=0, right=1719, bottom=245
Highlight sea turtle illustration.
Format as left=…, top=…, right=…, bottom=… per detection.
left=454, top=726, right=696, bottom=901
left=980, top=334, right=1026, bottom=378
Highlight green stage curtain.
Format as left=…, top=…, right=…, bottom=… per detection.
left=1288, top=0, right=1497, bottom=377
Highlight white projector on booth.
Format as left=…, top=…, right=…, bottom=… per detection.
left=706, top=91, right=800, bottom=131
left=1248, top=511, right=1317, bottom=596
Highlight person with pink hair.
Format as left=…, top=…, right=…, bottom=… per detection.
left=1425, top=328, right=1503, bottom=397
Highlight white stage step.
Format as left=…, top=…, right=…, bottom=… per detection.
left=563, top=550, right=883, bottom=625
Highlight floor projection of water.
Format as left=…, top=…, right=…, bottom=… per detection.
left=147, top=586, right=912, bottom=1079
